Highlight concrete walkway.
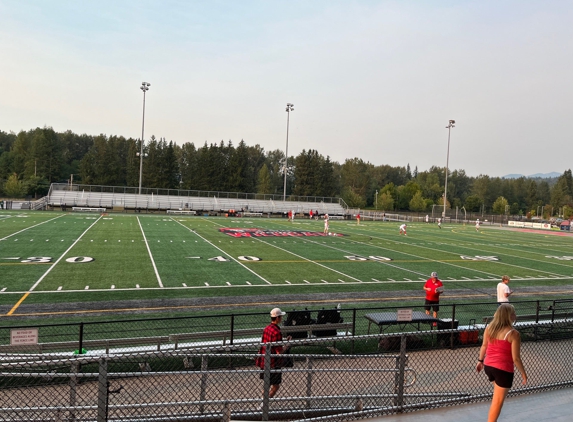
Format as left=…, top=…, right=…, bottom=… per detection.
left=362, top=387, right=573, bottom=422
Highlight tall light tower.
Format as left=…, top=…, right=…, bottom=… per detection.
left=283, top=103, right=294, bottom=202
left=443, top=119, right=455, bottom=218
left=138, top=82, right=151, bottom=195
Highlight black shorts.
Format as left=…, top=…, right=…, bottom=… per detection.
left=260, top=371, right=282, bottom=385
left=424, top=299, right=440, bottom=312
left=484, top=365, right=514, bottom=388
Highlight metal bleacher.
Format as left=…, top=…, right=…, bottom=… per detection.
left=47, top=184, right=347, bottom=216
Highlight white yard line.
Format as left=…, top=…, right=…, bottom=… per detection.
left=137, top=216, right=163, bottom=288
left=0, top=214, right=66, bottom=241
left=28, top=216, right=102, bottom=292
left=171, top=217, right=271, bottom=284
left=253, top=237, right=364, bottom=282
left=347, top=229, right=563, bottom=279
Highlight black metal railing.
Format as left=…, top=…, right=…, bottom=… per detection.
left=1, top=325, right=573, bottom=421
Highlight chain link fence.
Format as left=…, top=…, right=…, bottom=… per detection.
left=1, top=299, right=573, bottom=420
left=1, top=327, right=573, bottom=421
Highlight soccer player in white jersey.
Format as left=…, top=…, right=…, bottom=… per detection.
left=399, top=223, right=407, bottom=235
left=476, top=218, right=480, bottom=231
left=437, top=218, right=442, bottom=229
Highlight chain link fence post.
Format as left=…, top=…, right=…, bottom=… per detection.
left=69, top=361, right=79, bottom=421
left=199, top=356, right=208, bottom=413
left=451, top=304, right=457, bottom=349
left=393, top=335, right=407, bottom=411
left=305, top=356, right=313, bottom=408
left=262, top=345, right=271, bottom=421
left=97, top=357, right=108, bottom=422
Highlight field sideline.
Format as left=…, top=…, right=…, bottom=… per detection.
left=1, top=210, right=572, bottom=318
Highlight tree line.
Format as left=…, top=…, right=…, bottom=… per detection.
left=1, top=127, right=572, bottom=218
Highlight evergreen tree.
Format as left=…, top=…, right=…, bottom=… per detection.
left=257, top=164, right=272, bottom=195
left=4, top=173, right=27, bottom=197
left=409, top=191, right=426, bottom=211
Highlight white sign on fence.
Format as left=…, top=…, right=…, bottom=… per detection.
left=397, top=309, right=413, bottom=322
left=10, top=328, right=38, bottom=345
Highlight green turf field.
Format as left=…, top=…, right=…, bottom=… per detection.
left=1, top=211, right=572, bottom=317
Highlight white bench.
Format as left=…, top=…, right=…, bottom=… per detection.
left=72, top=207, right=106, bottom=212
left=166, top=210, right=197, bottom=215
left=242, top=212, right=263, bottom=217
left=328, top=215, right=345, bottom=220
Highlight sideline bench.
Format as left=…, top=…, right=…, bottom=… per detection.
left=242, top=212, right=263, bottom=217
left=0, top=336, right=170, bottom=354
left=482, top=312, right=573, bottom=324
left=327, top=215, right=345, bottom=220
left=71, top=207, right=106, bottom=212
left=0, top=323, right=355, bottom=355
left=169, top=323, right=353, bottom=349
left=166, top=210, right=197, bottom=215
left=481, top=313, right=573, bottom=342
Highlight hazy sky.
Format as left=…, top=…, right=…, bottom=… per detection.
left=1, top=1, right=571, bottom=177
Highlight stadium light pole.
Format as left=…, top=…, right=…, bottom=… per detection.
left=375, top=190, right=378, bottom=210
left=138, top=82, right=151, bottom=195
left=443, top=120, right=455, bottom=218
left=283, top=103, right=294, bottom=202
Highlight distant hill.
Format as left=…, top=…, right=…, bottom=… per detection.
left=503, top=172, right=561, bottom=179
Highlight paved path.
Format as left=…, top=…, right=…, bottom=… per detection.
left=361, top=387, right=573, bottom=422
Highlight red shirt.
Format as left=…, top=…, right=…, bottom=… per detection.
left=424, top=278, right=443, bottom=301
left=256, top=323, right=283, bottom=369
left=485, top=335, right=514, bottom=373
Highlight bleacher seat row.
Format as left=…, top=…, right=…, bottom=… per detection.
left=48, top=187, right=346, bottom=216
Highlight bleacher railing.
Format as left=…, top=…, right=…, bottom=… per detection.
left=49, top=183, right=343, bottom=204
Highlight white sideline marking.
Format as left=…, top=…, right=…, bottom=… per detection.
left=0, top=214, right=65, bottom=241
left=137, top=216, right=163, bottom=288
left=27, top=216, right=102, bottom=293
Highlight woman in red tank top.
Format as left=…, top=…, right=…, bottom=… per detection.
left=476, top=304, right=528, bottom=422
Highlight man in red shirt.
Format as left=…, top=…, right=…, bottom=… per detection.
left=423, top=272, right=444, bottom=319
left=256, top=308, right=292, bottom=400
